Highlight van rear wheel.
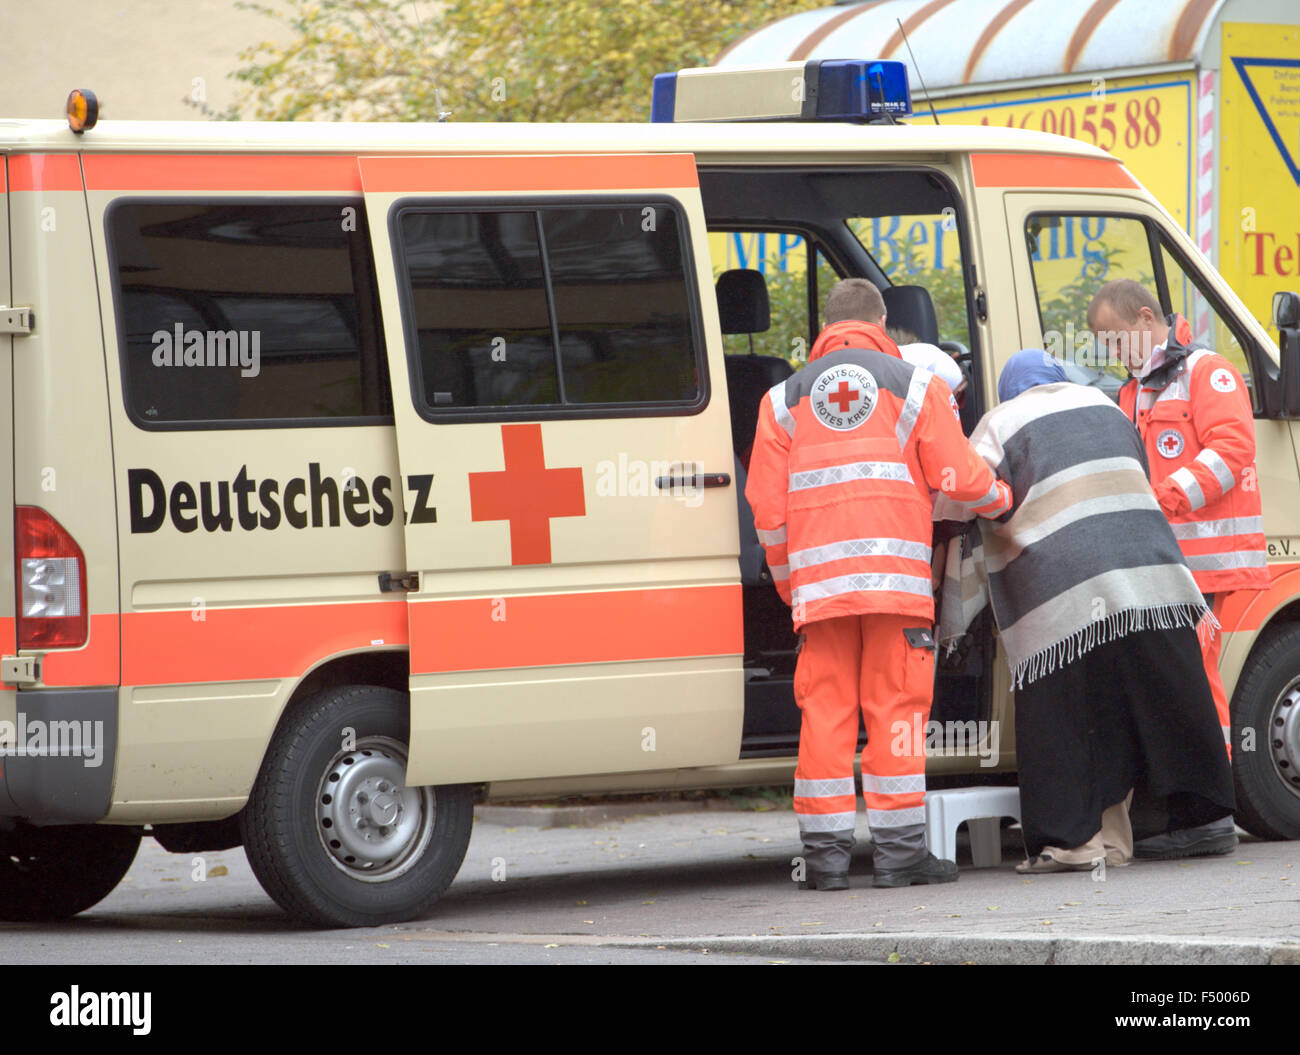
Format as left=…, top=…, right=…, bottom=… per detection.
left=1231, top=625, right=1300, bottom=840
left=0, top=823, right=141, bottom=921
left=240, top=685, right=474, bottom=927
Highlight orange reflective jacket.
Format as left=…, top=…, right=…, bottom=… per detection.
left=745, top=321, right=1011, bottom=629
left=1118, top=315, right=1268, bottom=594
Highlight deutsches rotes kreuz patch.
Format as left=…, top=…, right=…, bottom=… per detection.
left=1209, top=367, right=1237, bottom=393
left=811, top=364, right=878, bottom=431
left=1156, top=428, right=1185, bottom=459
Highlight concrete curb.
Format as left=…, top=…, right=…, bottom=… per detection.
left=612, top=932, right=1300, bottom=965
left=474, top=799, right=773, bottom=827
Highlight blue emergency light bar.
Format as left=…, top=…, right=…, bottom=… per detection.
left=651, top=59, right=913, bottom=123
left=819, top=60, right=913, bottom=119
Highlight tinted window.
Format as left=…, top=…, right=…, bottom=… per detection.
left=395, top=202, right=701, bottom=415
left=543, top=207, right=696, bottom=404
left=109, top=201, right=389, bottom=426
left=1024, top=213, right=1254, bottom=405
left=400, top=211, right=558, bottom=408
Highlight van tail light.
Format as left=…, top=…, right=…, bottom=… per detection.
left=15, top=506, right=88, bottom=650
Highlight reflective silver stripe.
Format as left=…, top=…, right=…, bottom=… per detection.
left=1185, top=550, right=1269, bottom=572
left=789, top=461, right=912, bottom=491
left=1222, top=725, right=1232, bottom=745
left=867, top=806, right=927, bottom=829
left=769, top=563, right=790, bottom=581
left=1195, top=448, right=1236, bottom=494
left=1171, top=515, right=1265, bottom=539
left=796, top=811, right=858, bottom=832
left=895, top=369, right=931, bottom=450
left=1171, top=465, right=1206, bottom=511
left=962, top=479, right=1006, bottom=512
left=861, top=772, right=926, bottom=795
left=756, top=525, right=787, bottom=546
left=794, top=777, right=856, bottom=798
left=788, top=537, right=931, bottom=572
left=793, top=573, right=933, bottom=606
left=769, top=383, right=795, bottom=438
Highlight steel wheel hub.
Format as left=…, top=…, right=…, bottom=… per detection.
left=1269, top=683, right=1300, bottom=799
left=316, top=737, right=435, bottom=881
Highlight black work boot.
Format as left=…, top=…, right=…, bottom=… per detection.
left=798, top=869, right=850, bottom=891
left=871, top=851, right=959, bottom=888
left=1133, top=816, right=1238, bottom=860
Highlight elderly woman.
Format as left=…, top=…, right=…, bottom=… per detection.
left=935, top=350, right=1234, bottom=872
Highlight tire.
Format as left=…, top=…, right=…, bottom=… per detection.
left=1230, top=624, right=1300, bottom=840
left=240, top=684, right=474, bottom=927
left=0, top=823, right=141, bottom=921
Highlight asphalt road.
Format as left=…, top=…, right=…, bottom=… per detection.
left=1, top=806, right=1296, bottom=965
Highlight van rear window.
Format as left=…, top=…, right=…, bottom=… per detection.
left=107, top=201, right=390, bottom=428
left=393, top=202, right=703, bottom=419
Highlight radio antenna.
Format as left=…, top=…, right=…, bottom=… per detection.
left=410, top=1, right=452, bottom=121
left=897, top=18, right=940, bottom=125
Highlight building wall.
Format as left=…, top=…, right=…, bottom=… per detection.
left=0, top=0, right=295, bottom=120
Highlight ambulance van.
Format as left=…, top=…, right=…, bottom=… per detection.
left=2, top=62, right=1298, bottom=927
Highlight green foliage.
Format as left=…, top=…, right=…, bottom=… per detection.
left=228, top=0, right=828, bottom=122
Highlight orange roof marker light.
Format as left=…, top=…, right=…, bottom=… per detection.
left=66, top=89, right=99, bottom=134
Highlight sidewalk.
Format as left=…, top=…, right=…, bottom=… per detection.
left=455, top=801, right=1300, bottom=965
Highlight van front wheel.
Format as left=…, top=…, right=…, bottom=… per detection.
left=1231, top=625, right=1300, bottom=840
left=240, top=685, right=474, bottom=927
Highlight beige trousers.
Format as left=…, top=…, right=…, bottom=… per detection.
left=1038, top=790, right=1134, bottom=867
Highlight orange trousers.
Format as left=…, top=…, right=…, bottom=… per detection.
left=792, top=613, right=934, bottom=861
left=1202, top=593, right=1232, bottom=760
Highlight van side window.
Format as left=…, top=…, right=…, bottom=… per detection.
left=847, top=213, right=973, bottom=350
left=108, top=200, right=390, bottom=428
left=709, top=230, right=839, bottom=359
left=1024, top=212, right=1254, bottom=406
left=394, top=202, right=702, bottom=418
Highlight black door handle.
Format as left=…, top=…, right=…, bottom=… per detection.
left=654, top=472, right=731, bottom=489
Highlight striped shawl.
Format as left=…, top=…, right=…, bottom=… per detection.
left=933, top=382, right=1214, bottom=688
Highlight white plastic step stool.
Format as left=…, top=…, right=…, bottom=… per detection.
left=926, top=786, right=1022, bottom=867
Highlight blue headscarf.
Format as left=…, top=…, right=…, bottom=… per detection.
left=997, top=349, right=1069, bottom=402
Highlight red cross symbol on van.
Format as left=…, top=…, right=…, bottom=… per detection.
left=829, top=380, right=859, bottom=413
left=469, top=424, right=586, bottom=565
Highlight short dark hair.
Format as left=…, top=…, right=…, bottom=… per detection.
left=825, top=278, right=886, bottom=325
left=1088, top=279, right=1162, bottom=328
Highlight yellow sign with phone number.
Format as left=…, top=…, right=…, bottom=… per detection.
left=933, top=73, right=1195, bottom=233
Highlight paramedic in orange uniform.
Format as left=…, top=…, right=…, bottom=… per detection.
left=1091, top=279, right=1267, bottom=859
left=746, top=279, right=1012, bottom=889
